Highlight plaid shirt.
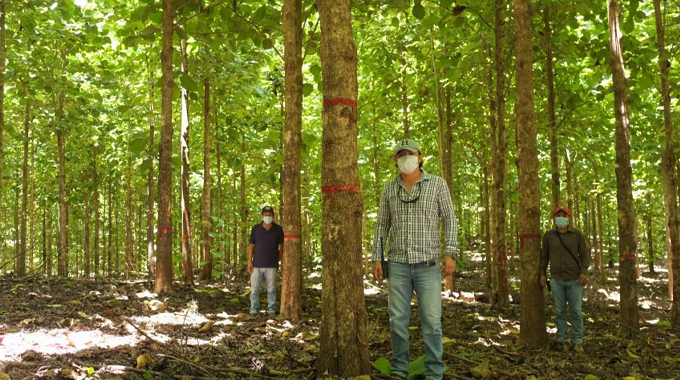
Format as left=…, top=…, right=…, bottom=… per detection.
left=372, top=171, right=458, bottom=263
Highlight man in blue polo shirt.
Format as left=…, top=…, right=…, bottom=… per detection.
left=248, top=206, right=284, bottom=315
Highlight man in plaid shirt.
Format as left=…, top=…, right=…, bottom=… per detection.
left=372, top=139, right=457, bottom=380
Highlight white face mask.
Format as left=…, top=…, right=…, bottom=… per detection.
left=397, top=155, right=419, bottom=174
left=263, top=216, right=273, bottom=224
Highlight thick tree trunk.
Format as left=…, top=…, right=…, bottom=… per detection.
left=146, top=51, right=156, bottom=279
left=317, top=0, right=370, bottom=375
left=494, top=0, right=509, bottom=308
left=154, top=0, right=174, bottom=294
left=514, top=0, right=547, bottom=346
left=200, top=77, right=212, bottom=280
left=18, top=91, right=29, bottom=276
left=542, top=6, right=560, bottom=209
left=93, top=149, right=100, bottom=277
left=607, top=0, right=639, bottom=335
left=280, top=0, right=303, bottom=321
left=653, top=0, right=679, bottom=325
left=179, top=37, right=193, bottom=286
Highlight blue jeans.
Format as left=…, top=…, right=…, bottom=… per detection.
left=550, top=278, right=584, bottom=344
left=388, top=261, right=444, bottom=380
left=250, top=267, right=277, bottom=314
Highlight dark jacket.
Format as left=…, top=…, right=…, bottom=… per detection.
left=540, top=228, right=590, bottom=281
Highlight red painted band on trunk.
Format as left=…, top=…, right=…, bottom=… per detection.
left=519, top=233, right=541, bottom=248
left=322, top=184, right=361, bottom=194
left=182, top=235, right=191, bottom=241
left=619, top=252, right=636, bottom=261
left=323, top=98, right=358, bottom=108
left=158, top=226, right=172, bottom=232
left=284, top=234, right=300, bottom=240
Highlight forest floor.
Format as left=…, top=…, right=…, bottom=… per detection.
left=0, top=253, right=678, bottom=380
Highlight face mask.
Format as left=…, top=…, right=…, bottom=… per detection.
left=555, top=217, right=569, bottom=228
left=397, top=155, right=419, bottom=174
left=263, top=216, right=273, bottom=224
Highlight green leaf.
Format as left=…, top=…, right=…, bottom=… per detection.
left=412, top=0, right=425, bottom=19
left=303, top=83, right=314, bottom=97
left=180, top=74, right=200, bottom=92
left=372, top=357, right=391, bottom=375
left=408, top=355, right=427, bottom=380
left=87, top=367, right=95, bottom=375
left=252, top=6, right=267, bottom=22
left=584, top=375, right=599, bottom=380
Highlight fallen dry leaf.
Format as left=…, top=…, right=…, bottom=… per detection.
left=136, top=353, right=153, bottom=369
left=198, top=320, right=215, bottom=333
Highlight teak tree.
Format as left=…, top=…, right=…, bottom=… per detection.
left=317, top=0, right=370, bottom=376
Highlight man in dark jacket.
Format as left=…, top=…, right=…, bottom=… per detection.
left=248, top=206, right=284, bottom=315
left=540, top=205, right=591, bottom=352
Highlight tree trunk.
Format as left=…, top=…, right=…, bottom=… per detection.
left=317, top=0, right=370, bottom=375
left=646, top=198, right=654, bottom=274
left=514, top=0, right=547, bottom=346
left=29, top=138, right=35, bottom=272
left=84, top=192, right=91, bottom=277
left=18, top=90, right=29, bottom=276
left=400, top=54, right=409, bottom=138
left=146, top=50, right=156, bottom=279
left=0, top=0, right=6, bottom=249
left=56, top=125, right=68, bottom=276
left=494, top=0, right=509, bottom=309
left=542, top=5, right=560, bottom=209
left=46, top=204, right=53, bottom=275
left=93, top=149, right=100, bottom=277
left=179, top=37, right=194, bottom=286
left=597, top=193, right=606, bottom=285
left=200, top=77, right=213, bottom=280
left=565, top=150, right=574, bottom=214
left=607, top=0, right=639, bottom=335
left=125, top=135, right=134, bottom=278
left=42, top=202, right=47, bottom=274
left=155, top=0, right=174, bottom=294
left=280, top=0, right=303, bottom=321
left=239, top=149, right=248, bottom=272
left=108, top=180, right=113, bottom=276
left=483, top=39, right=496, bottom=291
left=653, top=0, right=679, bottom=325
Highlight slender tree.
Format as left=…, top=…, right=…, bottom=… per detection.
left=155, top=0, right=175, bottom=294
left=146, top=50, right=156, bottom=279
left=542, top=5, right=559, bottom=209
left=0, top=0, right=6, bottom=248
left=607, top=0, right=639, bottom=335
left=280, top=0, right=303, bottom=321
left=179, top=37, right=193, bottom=285
left=18, top=89, right=29, bottom=276
left=56, top=51, right=68, bottom=277
left=200, top=77, right=212, bottom=280
left=93, top=147, right=100, bottom=277
left=317, top=0, right=370, bottom=375
left=514, top=0, right=547, bottom=345
left=653, top=0, right=680, bottom=325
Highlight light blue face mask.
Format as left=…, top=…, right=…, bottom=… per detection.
left=263, top=216, right=273, bottom=224
left=555, top=217, right=569, bottom=228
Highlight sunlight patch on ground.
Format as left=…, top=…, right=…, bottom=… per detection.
left=597, top=288, right=620, bottom=302
left=0, top=328, right=140, bottom=362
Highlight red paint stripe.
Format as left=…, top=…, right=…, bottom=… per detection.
left=519, top=233, right=541, bottom=248
left=158, top=226, right=172, bottom=232
left=284, top=234, right=300, bottom=240
left=323, top=98, right=357, bottom=108
left=620, top=253, right=636, bottom=261
left=322, top=184, right=361, bottom=194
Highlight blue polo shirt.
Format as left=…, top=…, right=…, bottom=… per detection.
left=249, top=222, right=284, bottom=268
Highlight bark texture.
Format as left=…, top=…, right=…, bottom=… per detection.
left=201, top=77, right=212, bottom=280
left=180, top=37, right=193, bottom=285
left=607, top=0, right=639, bottom=335
left=317, top=0, right=370, bottom=375
left=154, top=0, right=174, bottom=294
left=18, top=91, right=29, bottom=276
left=280, top=0, right=303, bottom=321
left=653, top=0, right=680, bottom=324
left=514, top=0, right=547, bottom=346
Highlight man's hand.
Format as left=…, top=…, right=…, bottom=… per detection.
left=442, top=256, right=456, bottom=277
left=578, top=273, right=588, bottom=287
left=540, top=275, right=547, bottom=288
left=247, top=262, right=254, bottom=275
left=372, top=262, right=384, bottom=283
